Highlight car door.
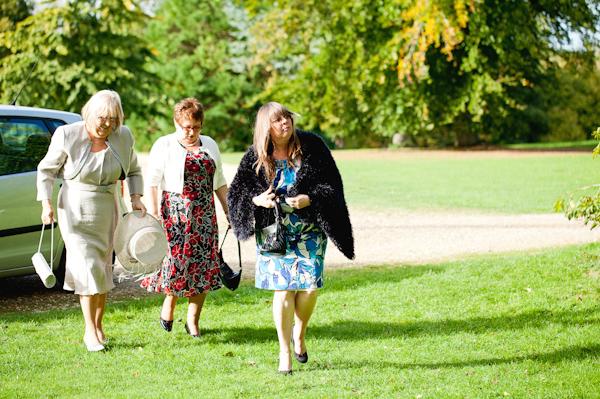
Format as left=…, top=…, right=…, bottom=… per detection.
left=0, top=117, right=63, bottom=277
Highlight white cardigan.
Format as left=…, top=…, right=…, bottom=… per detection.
left=146, top=133, right=227, bottom=194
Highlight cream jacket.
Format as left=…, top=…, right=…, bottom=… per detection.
left=37, top=121, right=143, bottom=200
left=146, top=133, right=227, bottom=194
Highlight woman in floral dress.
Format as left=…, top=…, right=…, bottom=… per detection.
left=255, top=159, right=327, bottom=290
left=142, top=98, right=228, bottom=337
left=227, top=102, right=354, bottom=374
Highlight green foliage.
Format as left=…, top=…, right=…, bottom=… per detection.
left=554, top=188, right=600, bottom=229
left=2, top=0, right=599, bottom=150
left=0, top=0, right=160, bottom=129
left=139, top=0, right=260, bottom=151
left=245, top=0, right=447, bottom=146
left=0, top=0, right=31, bottom=59
left=539, top=53, right=600, bottom=143
left=244, top=0, right=600, bottom=147
left=555, top=127, right=600, bottom=229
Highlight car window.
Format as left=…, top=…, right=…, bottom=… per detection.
left=46, top=119, right=66, bottom=132
left=0, top=118, right=53, bottom=176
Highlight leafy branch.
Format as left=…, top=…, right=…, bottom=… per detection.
left=554, top=127, right=600, bottom=230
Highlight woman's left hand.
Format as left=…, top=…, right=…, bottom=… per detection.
left=130, top=194, right=147, bottom=217
left=285, top=194, right=311, bottom=210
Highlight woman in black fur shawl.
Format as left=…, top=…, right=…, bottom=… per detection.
left=227, top=102, right=354, bottom=374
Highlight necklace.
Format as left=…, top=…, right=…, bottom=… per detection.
left=178, top=137, right=200, bottom=147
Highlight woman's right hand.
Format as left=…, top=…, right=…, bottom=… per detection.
left=41, top=199, right=56, bottom=225
left=252, top=186, right=276, bottom=208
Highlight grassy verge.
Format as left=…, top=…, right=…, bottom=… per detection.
left=504, top=140, right=599, bottom=150
left=2, top=244, right=600, bottom=398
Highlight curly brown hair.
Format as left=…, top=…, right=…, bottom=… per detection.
left=174, top=98, right=204, bottom=126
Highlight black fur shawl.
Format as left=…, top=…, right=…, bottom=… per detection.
left=226, top=130, right=355, bottom=260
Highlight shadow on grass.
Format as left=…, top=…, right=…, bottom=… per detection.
left=183, top=305, right=598, bottom=345
left=0, top=264, right=438, bottom=319
left=321, top=343, right=600, bottom=371
left=2, top=263, right=599, bottom=364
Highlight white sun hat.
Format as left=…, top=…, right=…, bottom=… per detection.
left=114, top=211, right=168, bottom=275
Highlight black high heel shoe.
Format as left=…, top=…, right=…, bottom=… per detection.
left=291, top=323, right=308, bottom=363
left=159, top=317, right=173, bottom=332
left=291, top=335, right=308, bottom=363
left=185, top=322, right=201, bottom=338
left=278, top=351, right=292, bottom=375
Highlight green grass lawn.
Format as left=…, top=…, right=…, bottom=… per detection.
left=221, top=149, right=600, bottom=214
left=2, top=149, right=600, bottom=398
left=337, top=154, right=600, bottom=214
left=1, top=244, right=600, bottom=398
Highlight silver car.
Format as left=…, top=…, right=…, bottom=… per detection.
left=0, top=104, right=82, bottom=283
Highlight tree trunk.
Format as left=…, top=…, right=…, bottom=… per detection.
left=453, top=112, right=481, bottom=147
left=334, top=137, right=346, bottom=149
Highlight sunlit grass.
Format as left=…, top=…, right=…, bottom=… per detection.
left=221, top=149, right=600, bottom=214
left=1, top=244, right=600, bottom=398
left=337, top=154, right=600, bottom=214
left=6, top=148, right=595, bottom=397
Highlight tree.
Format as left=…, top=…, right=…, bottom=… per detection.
left=0, top=0, right=31, bottom=60
left=0, top=0, right=160, bottom=137
left=244, top=0, right=600, bottom=147
left=142, top=0, right=260, bottom=151
left=538, top=52, right=600, bottom=143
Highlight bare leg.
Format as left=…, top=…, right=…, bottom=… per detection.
left=293, top=290, right=319, bottom=355
left=273, top=290, right=295, bottom=372
left=80, top=294, right=100, bottom=346
left=161, top=294, right=177, bottom=321
left=95, top=293, right=107, bottom=343
left=186, top=293, right=207, bottom=335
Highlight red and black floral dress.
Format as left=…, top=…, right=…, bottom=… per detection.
left=142, top=144, right=222, bottom=296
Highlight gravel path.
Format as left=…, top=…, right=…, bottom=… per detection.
left=1, top=150, right=598, bottom=315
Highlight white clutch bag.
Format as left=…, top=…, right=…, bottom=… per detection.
left=32, top=223, right=56, bottom=289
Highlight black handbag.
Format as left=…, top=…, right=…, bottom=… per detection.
left=218, top=226, right=242, bottom=291
left=260, top=200, right=286, bottom=255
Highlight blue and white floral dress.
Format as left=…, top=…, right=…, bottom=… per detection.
left=256, top=159, right=327, bottom=290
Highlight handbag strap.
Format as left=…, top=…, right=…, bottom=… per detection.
left=273, top=199, right=283, bottom=221
left=38, top=223, right=54, bottom=269
left=220, top=226, right=241, bottom=269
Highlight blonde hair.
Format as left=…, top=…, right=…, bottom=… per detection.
left=81, top=90, right=124, bottom=132
left=253, top=102, right=302, bottom=180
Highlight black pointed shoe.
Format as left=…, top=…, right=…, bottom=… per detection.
left=291, top=335, right=308, bottom=363
left=159, top=317, right=173, bottom=332
left=185, top=322, right=201, bottom=338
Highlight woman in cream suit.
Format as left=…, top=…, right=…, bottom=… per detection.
left=37, top=90, right=146, bottom=352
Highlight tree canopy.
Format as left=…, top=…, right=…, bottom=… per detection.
left=0, top=0, right=599, bottom=149
left=0, top=0, right=158, bottom=122
left=245, top=0, right=600, bottom=147
left=140, top=0, right=259, bottom=150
